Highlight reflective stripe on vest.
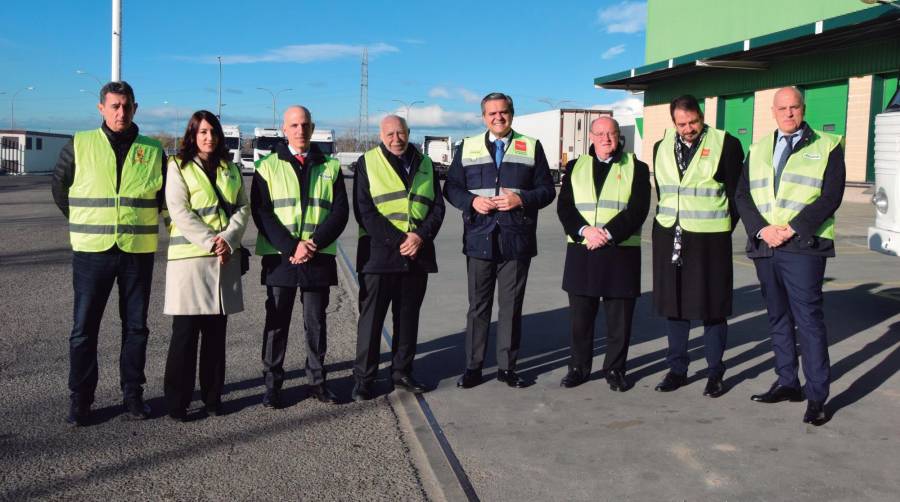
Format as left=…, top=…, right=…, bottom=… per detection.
left=254, top=153, right=340, bottom=255
left=747, top=129, right=840, bottom=239
left=460, top=132, right=536, bottom=196
left=70, top=129, right=163, bottom=252
left=568, top=153, right=640, bottom=246
left=654, top=127, right=731, bottom=233
left=359, top=147, right=435, bottom=237
left=166, top=158, right=243, bottom=260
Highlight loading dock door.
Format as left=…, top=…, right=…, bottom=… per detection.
left=720, top=94, right=754, bottom=157
left=802, top=81, right=849, bottom=138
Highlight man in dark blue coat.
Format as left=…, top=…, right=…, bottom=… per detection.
left=443, top=92, right=556, bottom=389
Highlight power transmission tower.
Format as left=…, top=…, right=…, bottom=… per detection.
left=358, top=48, right=369, bottom=150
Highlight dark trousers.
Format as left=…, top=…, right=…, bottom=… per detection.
left=754, top=251, right=830, bottom=402
left=464, top=257, right=531, bottom=371
left=164, top=315, right=227, bottom=412
left=568, top=294, right=636, bottom=374
left=665, top=318, right=727, bottom=378
left=262, top=286, right=329, bottom=390
left=354, top=272, right=428, bottom=383
left=69, top=250, right=153, bottom=404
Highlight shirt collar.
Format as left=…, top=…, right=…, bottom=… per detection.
left=287, top=144, right=308, bottom=157
left=488, top=131, right=512, bottom=145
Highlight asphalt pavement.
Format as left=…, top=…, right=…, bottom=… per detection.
left=1, top=175, right=898, bottom=501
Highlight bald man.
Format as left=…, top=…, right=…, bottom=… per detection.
left=351, top=115, right=445, bottom=401
left=556, top=117, right=650, bottom=391
left=736, top=86, right=845, bottom=425
left=251, top=105, right=349, bottom=408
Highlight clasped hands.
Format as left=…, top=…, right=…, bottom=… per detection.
left=759, top=224, right=796, bottom=248
left=212, top=236, right=232, bottom=265
left=472, top=189, right=523, bottom=215
left=582, top=226, right=610, bottom=250
left=290, top=239, right=317, bottom=265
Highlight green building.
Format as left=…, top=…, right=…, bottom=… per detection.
left=595, top=0, right=900, bottom=183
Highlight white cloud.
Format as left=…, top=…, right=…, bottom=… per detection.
left=372, top=105, right=480, bottom=128
left=181, top=42, right=399, bottom=64
left=601, top=44, right=626, bottom=60
left=428, top=86, right=451, bottom=98
left=590, top=96, right=644, bottom=125
left=457, top=87, right=481, bottom=104
left=597, top=1, right=647, bottom=34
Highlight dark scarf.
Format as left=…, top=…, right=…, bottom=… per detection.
left=673, top=125, right=708, bottom=176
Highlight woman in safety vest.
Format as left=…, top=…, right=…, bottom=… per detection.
left=163, top=110, right=249, bottom=421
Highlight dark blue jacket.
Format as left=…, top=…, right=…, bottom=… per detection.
left=443, top=130, right=556, bottom=260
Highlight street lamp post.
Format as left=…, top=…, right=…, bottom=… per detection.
left=217, top=56, right=223, bottom=118
left=392, top=99, right=424, bottom=122
left=11, top=86, right=35, bottom=129
left=163, top=100, right=180, bottom=153
left=257, top=87, right=292, bottom=128
left=538, top=98, right=573, bottom=110
left=75, top=70, right=104, bottom=94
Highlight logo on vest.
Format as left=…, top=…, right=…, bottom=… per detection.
left=320, top=172, right=333, bottom=179
left=514, top=140, right=527, bottom=152
left=134, top=147, right=147, bottom=165
left=803, top=153, right=822, bottom=160
left=701, top=148, right=710, bottom=158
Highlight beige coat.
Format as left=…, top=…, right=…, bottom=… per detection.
left=163, top=158, right=250, bottom=315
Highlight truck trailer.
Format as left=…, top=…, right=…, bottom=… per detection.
left=868, top=88, right=900, bottom=256
left=512, top=108, right=613, bottom=183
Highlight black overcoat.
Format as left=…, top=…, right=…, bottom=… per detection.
left=557, top=146, right=650, bottom=298
left=651, top=132, right=744, bottom=320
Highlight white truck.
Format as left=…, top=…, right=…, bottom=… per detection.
left=423, top=135, right=453, bottom=178
left=252, top=127, right=283, bottom=168
left=335, top=151, right=363, bottom=177
left=222, top=125, right=242, bottom=170
left=311, top=129, right=336, bottom=157
left=512, top=108, right=613, bottom=183
left=868, top=88, right=900, bottom=256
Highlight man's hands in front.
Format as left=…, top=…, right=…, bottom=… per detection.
left=399, top=232, right=423, bottom=259
left=759, top=224, right=796, bottom=248
left=582, top=226, right=610, bottom=250
left=471, top=188, right=522, bottom=215
left=290, top=240, right=317, bottom=265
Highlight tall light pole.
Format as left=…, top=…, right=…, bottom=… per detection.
left=11, top=86, right=35, bottom=129
left=163, top=100, right=180, bottom=153
left=76, top=70, right=104, bottom=93
left=111, top=0, right=122, bottom=81
left=257, top=87, right=292, bottom=128
left=217, top=56, right=223, bottom=118
left=392, top=99, right=423, bottom=122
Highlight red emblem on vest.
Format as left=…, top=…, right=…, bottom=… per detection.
left=514, top=140, right=527, bottom=152
left=700, top=148, right=710, bottom=157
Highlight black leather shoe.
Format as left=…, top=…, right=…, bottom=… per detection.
left=654, top=372, right=687, bottom=392
left=456, top=369, right=482, bottom=389
left=497, top=369, right=526, bottom=388
left=606, top=370, right=630, bottom=392
left=66, top=401, right=90, bottom=427
left=393, top=375, right=427, bottom=394
left=803, top=400, right=827, bottom=426
left=168, top=409, right=188, bottom=422
left=204, top=402, right=223, bottom=416
left=122, top=396, right=151, bottom=420
left=560, top=369, right=589, bottom=388
left=751, top=382, right=803, bottom=403
left=309, top=384, right=339, bottom=404
left=703, top=376, right=726, bottom=398
left=262, top=389, right=282, bottom=409
left=351, top=381, right=373, bottom=401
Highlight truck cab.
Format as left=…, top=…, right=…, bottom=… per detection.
left=868, top=88, right=900, bottom=256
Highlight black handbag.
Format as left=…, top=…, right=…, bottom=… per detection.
left=210, top=168, right=250, bottom=276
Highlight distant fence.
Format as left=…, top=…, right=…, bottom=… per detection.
left=1, top=137, right=25, bottom=175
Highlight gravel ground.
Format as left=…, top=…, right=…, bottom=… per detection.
left=0, top=176, right=429, bottom=501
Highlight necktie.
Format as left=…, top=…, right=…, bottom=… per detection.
left=294, top=153, right=305, bottom=166
left=494, top=139, right=505, bottom=167
left=774, top=134, right=795, bottom=193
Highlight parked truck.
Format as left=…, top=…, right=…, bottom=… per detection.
left=512, top=108, right=613, bottom=183
left=311, top=129, right=336, bottom=156
left=222, top=124, right=241, bottom=166
left=423, top=135, right=453, bottom=178
left=868, top=88, right=900, bottom=256
left=252, top=127, right=283, bottom=165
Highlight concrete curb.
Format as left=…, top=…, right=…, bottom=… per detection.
left=335, top=243, right=470, bottom=502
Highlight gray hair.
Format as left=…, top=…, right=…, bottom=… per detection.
left=480, top=92, right=515, bottom=115
left=100, top=80, right=135, bottom=105
left=381, top=114, right=409, bottom=131
left=590, top=116, right=620, bottom=135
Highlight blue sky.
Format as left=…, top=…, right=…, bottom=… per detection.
left=1, top=0, right=647, bottom=140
